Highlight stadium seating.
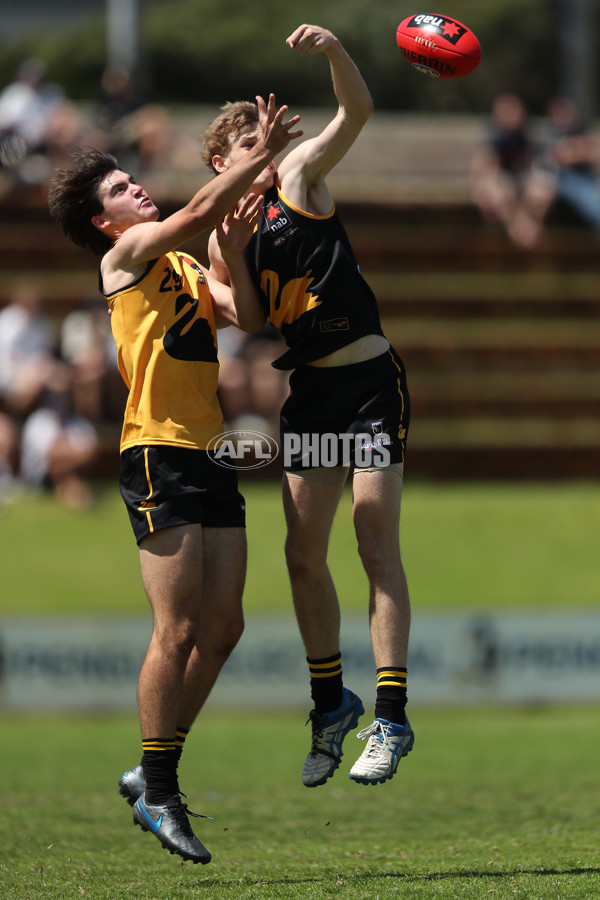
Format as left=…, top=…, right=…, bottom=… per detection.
left=1, top=193, right=599, bottom=480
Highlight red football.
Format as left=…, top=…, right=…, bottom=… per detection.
left=396, top=13, right=481, bottom=79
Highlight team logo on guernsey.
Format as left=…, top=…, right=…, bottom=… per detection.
left=320, top=317, right=349, bottom=333
left=178, top=253, right=207, bottom=284
left=263, top=201, right=292, bottom=236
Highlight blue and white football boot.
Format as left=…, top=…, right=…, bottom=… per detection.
left=349, top=716, right=415, bottom=785
left=302, top=687, right=365, bottom=787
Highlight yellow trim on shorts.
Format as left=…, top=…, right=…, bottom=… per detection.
left=143, top=447, right=155, bottom=534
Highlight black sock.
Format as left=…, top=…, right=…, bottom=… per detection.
left=141, top=738, right=178, bottom=805
left=307, top=652, right=343, bottom=714
left=175, top=725, right=189, bottom=767
left=374, top=667, right=407, bottom=724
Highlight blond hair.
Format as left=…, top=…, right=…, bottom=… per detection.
left=201, top=101, right=259, bottom=173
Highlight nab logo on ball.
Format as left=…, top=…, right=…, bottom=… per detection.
left=396, top=12, right=481, bottom=79
left=207, top=430, right=279, bottom=470
left=409, top=14, right=468, bottom=46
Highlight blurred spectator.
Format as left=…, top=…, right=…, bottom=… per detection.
left=0, top=281, right=56, bottom=418
left=471, top=93, right=541, bottom=248
left=0, top=58, right=63, bottom=149
left=44, top=98, right=96, bottom=174
left=525, top=96, right=600, bottom=237
left=0, top=58, right=68, bottom=187
left=20, top=362, right=99, bottom=510
left=98, top=66, right=144, bottom=132
left=95, top=66, right=145, bottom=172
left=0, top=411, right=19, bottom=505
left=60, top=296, right=126, bottom=423
left=1, top=59, right=176, bottom=200
left=0, top=281, right=100, bottom=509
left=94, top=66, right=174, bottom=195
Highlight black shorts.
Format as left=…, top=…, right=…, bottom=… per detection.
left=120, top=445, right=246, bottom=545
left=280, top=348, right=410, bottom=471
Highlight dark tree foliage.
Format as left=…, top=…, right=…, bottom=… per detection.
left=0, top=0, right=594, bottom=116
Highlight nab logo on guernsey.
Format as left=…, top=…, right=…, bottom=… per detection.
left=207, top=430, right=280, bottom=470
left=264, top=201, right=291, bottom=235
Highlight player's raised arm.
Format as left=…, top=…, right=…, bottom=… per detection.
left=106, top=95, right=301, bottom=269
left=208, top=192, right=267, bottom=332
left=278, top=25, right=373, bottom=198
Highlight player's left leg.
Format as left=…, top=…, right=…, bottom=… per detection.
left=177, top=525, right=246, bottom=728
left=283, top=472, right=344, bottom=660
left=348, top=466, right=414, bottom=784
left=131, top=523, right=213, bottom=862
left=136, top=524, right=207, bottom=753
left=120, top=526, right=246, bottom=806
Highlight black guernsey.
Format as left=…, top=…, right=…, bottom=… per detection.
left=245, top=185, right=384, bottom=370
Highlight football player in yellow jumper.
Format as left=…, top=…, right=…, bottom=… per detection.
left=48, top=94, right=301, bottom=864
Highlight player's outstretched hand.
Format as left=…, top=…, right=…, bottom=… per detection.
left=256, top=94, right=302, bottom=157
left=216, top=192, right=264, bottom=259
left=286, top=24, right=337, bottom=56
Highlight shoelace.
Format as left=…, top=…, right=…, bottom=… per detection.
left=165, top=800, right=213, bottom=839
left=310, top=728, right=324, bottom=751
left=306, top=715, right=325, bottom=751
left=355, top=721, right=393, bottom=757
left=164, top=795, right=214, bottom=824
left=184, top=803, right=214, bottom=821
left=306, top=717, right=340, bottom=762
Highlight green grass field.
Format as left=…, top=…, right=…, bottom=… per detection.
left=1, top=480, right=599, bottom=898
left=1, top=708, right=599, bottom=899
left=2, top=479, right=600, bottom=616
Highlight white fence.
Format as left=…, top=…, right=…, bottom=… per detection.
left=0, top=612, right=599, bottom=711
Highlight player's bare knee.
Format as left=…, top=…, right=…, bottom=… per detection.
left=153, top=619, right=199, bottom=659
left=222, top=612, right=245, bottom=654
left=200, top=613, right=244, bottom=661
left=356, top=537, right=387, bottom=581
left=285, top=542, right=327, bottom=583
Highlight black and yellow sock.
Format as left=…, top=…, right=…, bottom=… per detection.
left=307, top=652, right=343, bottom=714
left=141, top=738, right=178, bottom=805
left=175, top=726, right=189, bottom=766
left=374, top=667, right=407, bottom=725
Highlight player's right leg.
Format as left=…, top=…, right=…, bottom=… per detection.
left=348, top=466, right=414, bottom=785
